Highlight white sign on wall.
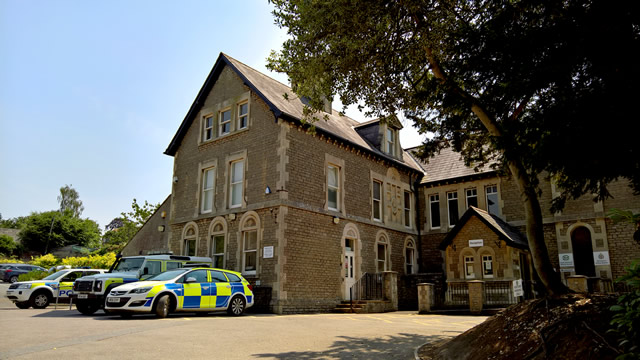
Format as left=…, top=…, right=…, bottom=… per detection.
left=468, top=239, right=484, bottom=247
left=593, top=251, right=610, bottom=266
left=513, top=279, right=524, bottom=297
left=263, top=246, right=274, bottom=259
left=559, top=253, right=574, bottom=267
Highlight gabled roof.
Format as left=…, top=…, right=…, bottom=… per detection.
left=164, top=53, right=422, bottom=174
left=439, top=206, right=529, bottom=250
left=406, top=146, right=497, bottom=185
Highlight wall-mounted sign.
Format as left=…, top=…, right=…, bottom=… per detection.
left=559, top=253, right=574, bottom=267
left=513, top=279, right=524, bottom=297
left=593, top=251, right=610, bottom=266
left=263, top=246, right=274, bottom=259
left=469, top=239, right=484, bottom=247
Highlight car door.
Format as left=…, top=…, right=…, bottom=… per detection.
left=178, top=270, right=209, bottom=310
left=209, top=270, right=232, bottom=310
left=58, top=271, right=83, bottom=298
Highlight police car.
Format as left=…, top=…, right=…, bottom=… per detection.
left=105, top=267, right=254, bottom=318
left=5, top=268, right=107, bottom=309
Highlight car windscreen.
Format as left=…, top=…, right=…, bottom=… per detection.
left=113, top=258, right=145, bottom=272
left=146, top=268, right=190, bottom=281
left=43, top=270, right=68, bottom=280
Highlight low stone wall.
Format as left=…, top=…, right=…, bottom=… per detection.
left=398, top=273, right=444, bottom=310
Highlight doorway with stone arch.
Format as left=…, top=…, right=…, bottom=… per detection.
left=571, top=226, right=596, bottom=277
left=341, top=223, right=361, bottom=301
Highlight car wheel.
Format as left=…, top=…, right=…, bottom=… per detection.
left=15, top=302, right=30, bottom=309
left=9, top=276, right=18, bottom=283
left=155, top=295, right=170, bottom=318
left=76, top=300, right=98, bottom=315
left=30, top=291, right=51, bottom=309
left=227, top=295, right=246, bottom=316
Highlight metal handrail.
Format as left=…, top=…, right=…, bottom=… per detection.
left=351, top=272, right=383, bottom=301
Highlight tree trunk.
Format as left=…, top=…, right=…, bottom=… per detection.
left=507, top=162, right=568, bottom=296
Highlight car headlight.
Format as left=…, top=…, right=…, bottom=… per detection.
left=17, top=284, right=31, bottom=289
left=129, top=287, right=153, bottom=294
left=94, top=280, right=103, bottom=292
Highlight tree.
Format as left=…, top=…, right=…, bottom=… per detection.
left=0, top=234, right=17, bottom=256
left=608, top=209, right=640, bottom=246
left=58, top=184, right=84, bottom=218
left=19, top=211, right=101, bottom=253
left=101, top=199, right=160, bottom=252
left=0, top=214, right=27, bottom=229
left=268, top=0, right=640, bottom=295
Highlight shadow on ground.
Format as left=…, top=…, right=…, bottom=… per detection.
left=253, top=333, right=449, bottom=359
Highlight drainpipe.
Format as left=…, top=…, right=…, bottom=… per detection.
left=411, top=174, right=423, bottom=273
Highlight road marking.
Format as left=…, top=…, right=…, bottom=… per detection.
left=366, top=315, right=393, bottom=323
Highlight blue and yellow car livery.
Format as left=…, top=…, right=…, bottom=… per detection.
left=105, top=267, right=254, bottom=318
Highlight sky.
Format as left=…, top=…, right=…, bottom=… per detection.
left=0, top=0, right=426, bottom=230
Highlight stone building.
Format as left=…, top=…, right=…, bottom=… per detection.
left=415, top=147, right=640, bottom=285
left=158, top=53, right=424, bottom=314
left=123, top=53, right=640, bottom=312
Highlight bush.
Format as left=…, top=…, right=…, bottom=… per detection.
left=609, top=259, right=640, bottom=359
left=0, top=234, right=16, bottom=256
left=30, top=254, right=60, bottom=269
left=61, top=252, right=116, bottom=270
left=0, top=258, right=25, bottom=264
left=18, top=270, right=49, bottom=282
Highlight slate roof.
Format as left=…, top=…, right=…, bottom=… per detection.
left=165, top=53, right=423, bottom=174
left=407, top=146, right=497, bottom=185
left=439, top=206, right=529, bottom=250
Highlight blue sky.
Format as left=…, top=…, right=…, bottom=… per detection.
left=0, top=0, right=424, bottom=230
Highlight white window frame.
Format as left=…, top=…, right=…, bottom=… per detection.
left=404, top=239, right=416, bottom=275
left=237, top=101, right=248, bottom=129
left=486, top=185, right=499, bottom=215
left=466, top=188, right=478, bottom=208
left=376, top=233, right=390, bottom=273
left=403, top=190, right=411, bottom=228
left=219, top=108, right=231, bottom=136
left=482, top=255, right=494, bottom=279
left=429, top=194, right=440, bottom=229
left=200, top=167, right=215, bottom=214
left=372, top=180, right=383, bottom=222
left=183, top=225, right=197, bottom=257
left=464, top=256, right=475, bottom=279
left=240, top=215, right=259, bottom=276
left=386, top=128, right=395, bottom=156
left=203, top=114, right=214, bottom=142
left=327, top=164, right=340, bottom=211
left=447, top=191, right=459, bottom=227
left=229, top=159, right=244, bottom=209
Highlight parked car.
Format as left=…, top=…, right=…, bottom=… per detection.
left=0, top=264, right=46, bottom=283
left=105, top=267, right=253, bottom=318
left=5, top=268, right=108, bottom=309
left=72, top=254, right=213, bottom=315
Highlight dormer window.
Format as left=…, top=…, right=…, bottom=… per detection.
left=386, top=128, right=396, bottom=157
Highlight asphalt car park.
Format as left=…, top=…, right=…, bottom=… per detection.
left=0, top=283, right=486, bottom=360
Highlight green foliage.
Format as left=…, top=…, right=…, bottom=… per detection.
left=0, top=214, right=27, bottom=229
left=19, top=211, right=101, bottom=253
left=0, top=234, right=16, bottom=256
left=268, top=0, right=640, bottom=211
left=0, top=258, right=25, bottom=264
left=99, top=198, right=159, bottom=253
left=58, top=184, right=84, bottom=218
left=18, top=270, right=48, bottom=282
left=30, top=254, right=60, bottom=269
left=608, top=209, right=640, bottom=226
left=61, top=252, right=116, bottom=269
left=610, top=260, right=640, bottom=359
left=124, top=198, right=160, bottom=226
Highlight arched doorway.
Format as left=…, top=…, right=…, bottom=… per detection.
left=571, top=227, right=595, bottom=277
